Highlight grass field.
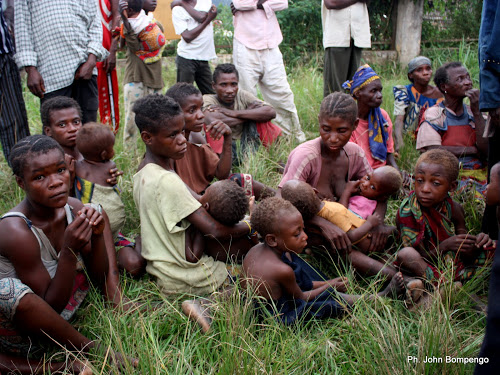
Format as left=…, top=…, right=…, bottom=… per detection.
left=0, top=44, right=491, bottom=374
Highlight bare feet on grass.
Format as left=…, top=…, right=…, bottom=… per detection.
left=182, top=299, right=212, bottom=333
left=72, top=359, right=92, bottom=375
left=406, top=278, right=424, bottom=303
left=378, top=272, right=406, bottom=299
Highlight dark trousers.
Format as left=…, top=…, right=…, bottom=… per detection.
left=323, top=39, right=362, bottom=97
left=176, top=56, right=215, bottom=95
left=475, top=236, right=500, bottom=374
left=0, top=53, right=30, bottom=164
left=482, top=131, right=500, bottom=238
left=41, top=75, right=98, bottom=125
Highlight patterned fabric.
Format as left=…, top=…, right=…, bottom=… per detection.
left=343, top=65, right=389, bottom=162
left=121, top=20, right=166, bottom=64
left=14, top=0, right=108, bottom=93
left=229, top=173, right=254, bottom=197
left=393, top=84, right=443, bottom=132
left=396, top=191, right=454, bottom=256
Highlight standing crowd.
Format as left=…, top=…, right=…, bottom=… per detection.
left=1, top=0, right=500, bottom=373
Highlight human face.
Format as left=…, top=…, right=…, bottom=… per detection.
left=17, top=149, right=70, bottom=208
left=147, top=114, right=187, bottom=160
left=319, top=115, right=356, bottom=154
left=355, top=79, right=383, bottom=108
left=181, top=94, right=205, bottom=133
left=359, top=171, right=386, bottom=200
left=143, top=0, right=157, bottom=12
left=213, top=72, right=239, bottom=105
left=486, top=164, right=500, bottom=206
left=442, top=66, right=472, bottom=98
left=274, top=209, right=308, bottom=254
left=44, top=108, right=82, bottom=149
left=409, top=64, right=432, bottom=86
left=414, top=162, right=456, bottom=208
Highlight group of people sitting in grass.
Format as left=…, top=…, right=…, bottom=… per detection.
left=0, top=58, right=496, bottom=373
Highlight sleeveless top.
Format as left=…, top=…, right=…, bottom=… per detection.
left=0, top=204, right=74, bottom=280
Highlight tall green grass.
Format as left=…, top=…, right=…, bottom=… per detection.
left=1, top=44, right=490, bottom=374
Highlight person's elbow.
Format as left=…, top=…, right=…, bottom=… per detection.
left=263, top=106, right=277, bottom=121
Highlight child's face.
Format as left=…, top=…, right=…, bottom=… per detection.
left=44, top=108, right=82, bottom=149
left=147, top=114, right=187, bottom=160
left=355, top=79, right=383, bottom=108
left=181, top=94, right=205, bottom=133
left=359, top=171, right=386, bottom=200
left=143, top=0, right=157, bottom=12
left=414, top=162, right=456, bottom=208
left=486, top=164, right=500, bottom=206
left=17, top=149, right=70, bottom=208
left=409, top=64, right=432, bottom=86
left=213, top=73, right=239, bottom=106
left=318, top=115, right=355, bottom=153
left=274, top=209, right=308, bottom=254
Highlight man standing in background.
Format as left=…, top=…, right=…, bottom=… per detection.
left=322, top=0, right=371, bottom=97
left=231, top=0, right=306, bottom=143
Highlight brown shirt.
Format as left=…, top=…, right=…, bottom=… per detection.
left=174, top=142, right=220, bottom=194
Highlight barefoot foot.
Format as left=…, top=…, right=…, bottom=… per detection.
left=379, top=272, right=405, bottom=299
left=406, top=278, right=424, bottom=303
left=182, top=299, right=212, bottom=333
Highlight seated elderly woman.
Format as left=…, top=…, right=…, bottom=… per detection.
left=416, top=61, right=488, bottom=196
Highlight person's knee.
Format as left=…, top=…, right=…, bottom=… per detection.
left=396, top=247, right=420, bottom=264
left=117, top=247, right=146, bottom=278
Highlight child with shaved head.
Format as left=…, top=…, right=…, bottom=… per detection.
left=242, top=197, right=406, bottom=325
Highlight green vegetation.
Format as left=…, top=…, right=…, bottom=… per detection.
left=0, top=44, right=490, bottom=373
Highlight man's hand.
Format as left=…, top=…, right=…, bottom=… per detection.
left=118, top=0, right=129, bottom=17
left=25, top=66, right=45, bottom=98
left=75, top=54, right=97, bottom=80
left=207, top=5, right=217, bottom=21
left=206, top=120, right=231, bottom=141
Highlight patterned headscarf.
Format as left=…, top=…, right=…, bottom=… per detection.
left=342, top=65, right=389, bottom=162
left=408, top=56, right=432, bottom=74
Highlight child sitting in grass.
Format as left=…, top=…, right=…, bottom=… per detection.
left=166, top=82, right=275, bottom=199
left=242, top=197, right=406, bottom=325
left=396, top=149, right=494, bottom=285
left=132, top=93, right=254, bottom=295
left=281, top=165, right=402, bottom=253
left=75, top=123, right=145, bottom=277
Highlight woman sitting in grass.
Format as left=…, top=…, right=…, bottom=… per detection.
left=279, top=92, right=395, bottom=276
left=0, top=135, right=137, bottom=374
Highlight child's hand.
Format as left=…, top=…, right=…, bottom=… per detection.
left=345, top=180, right=361, bottom=194
left=63, top=212, right=94, bottom=253
left=80, top=204, right=106, bottom=235
left=366, top=213, right=383, bottom=227
left=475, top=232, right=494, bottom=249
left=248, top=196, right=255, bottom=215
left=107, top=168, right=124, bottom=185
left=207, top=5, right=218, bottom=21
left=206, top=120, right=231, bottom=141
left=441, top=234, right=476, bottom=254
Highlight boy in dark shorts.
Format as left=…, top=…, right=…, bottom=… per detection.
left=242, top=197, right=406, bottom=325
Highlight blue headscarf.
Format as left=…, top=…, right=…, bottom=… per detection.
left=342, top=65, right=389, bottom=162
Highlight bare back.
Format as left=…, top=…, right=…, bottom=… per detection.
left=75, top=159, right=117, bottom=187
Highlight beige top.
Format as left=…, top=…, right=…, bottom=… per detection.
left=321, top=1, right=371, bottom=49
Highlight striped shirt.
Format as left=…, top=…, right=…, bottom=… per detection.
left=0, top=0, right=14, bottom=54
left=14, top=0, right=108, bottom=93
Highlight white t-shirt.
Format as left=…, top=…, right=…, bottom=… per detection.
left=321, top=1, right=371, bottom=49
left=128, top=10, right=153, bottom=35
left=172, top=0, right=216, bottom=61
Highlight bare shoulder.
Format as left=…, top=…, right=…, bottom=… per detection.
left=68, top=196, right=84, bottom=212
left=0, top=213, right=39, bottom=257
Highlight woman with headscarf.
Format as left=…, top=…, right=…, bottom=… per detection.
left=342, top=64, right=400, bottom=172
left=392, top=56, right=443, bottom=152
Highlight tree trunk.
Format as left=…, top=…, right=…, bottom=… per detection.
left=394, top=0, right=424, bottom=65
